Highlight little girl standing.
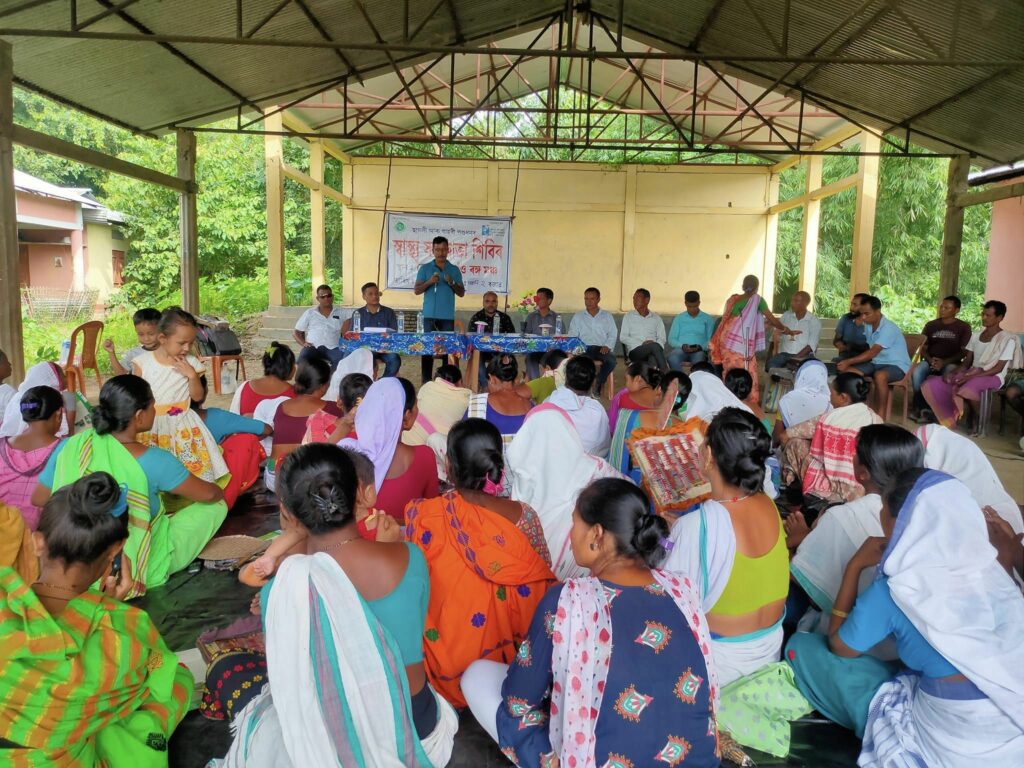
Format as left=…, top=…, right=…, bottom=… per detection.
left=133, top=307, right=229, bottom=482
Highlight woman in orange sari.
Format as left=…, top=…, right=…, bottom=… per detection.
left=710, top=274, right=794, bottom=405
left=405, top=418, right=555, bottom=708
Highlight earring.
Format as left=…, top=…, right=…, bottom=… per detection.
left=589, top=542, right=597, bottom=551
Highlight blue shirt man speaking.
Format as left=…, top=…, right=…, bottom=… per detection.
left=414, top=235, right=465, bottom=382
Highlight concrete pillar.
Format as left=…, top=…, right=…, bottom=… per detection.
left=763, top=172, right=779, bottom=309
left=341, top=159, right=355, bottom=305
left=264, top=110, right=286, bottom=306
left=850, top=131, right=881, bottom=295
left=176, top=128, right=199, bottom=313
left=620, top=164, right=637, bottom=312
left=939, top=154, right=970, bottom=300
left=799, top=155, right=823, bottom=306
left=309, top=140, right=326, bottom=301
left=0, top=41, right=24, bottom=380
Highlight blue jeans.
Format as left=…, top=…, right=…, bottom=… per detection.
left=421, top=317, right=454, bottom=383
left=668, top=348, right=706, bottom=370
left=376, top=352, right=401, bottom=377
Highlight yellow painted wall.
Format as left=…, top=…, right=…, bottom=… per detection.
left=83, top=223, right=116, bottom=302
left=343, top=156, right=773, bottom=315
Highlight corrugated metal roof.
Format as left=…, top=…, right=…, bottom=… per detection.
left=1, top=0, right=1022, bottom=164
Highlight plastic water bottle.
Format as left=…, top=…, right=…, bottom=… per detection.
left=351, top=310, right=361, bottom=333
left=554, top=315, right=563, bottom=335
left=492, top=314, right=500, bottom=334
left=59, top=339, right=71, bottom=365
left=416, top=311, right=424, bottom=334
left=397, top=310, right=406, bottom=332
left=220, top=364, right=237, bottom=394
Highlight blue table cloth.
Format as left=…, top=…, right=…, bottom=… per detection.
left=338, top=332, right=469, bottom=357
left=467, top=333, right=586, bottom=355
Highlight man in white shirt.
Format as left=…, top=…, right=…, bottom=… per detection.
left=568, top=287, right=619, bottom=395
left=619, top=288, right=668, bottom=372
left=766, top=290, right=822, bottom=371
left=293, top=283, right=347, bottom=366
left=547, top=356, right=611, bottom=457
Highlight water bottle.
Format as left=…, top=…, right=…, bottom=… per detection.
left=416, top=311, right=424, bottom=334
left=220, top=363, right=237, bottom=394
left=351, top=310, right=361, bottom=333
left=59, top=339, right=71, bottom=365
left=397, top=310, right=406, bottom=332
left=492, top=314, right=500, bottom=334
left=554, top=315, right=563, bottom=335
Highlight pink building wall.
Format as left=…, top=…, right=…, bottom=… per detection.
left=986, top=190, right=1024, bottom=333
left=24, top=243, right=74, bottom=290
left=15, top=191, right=79, bottom=227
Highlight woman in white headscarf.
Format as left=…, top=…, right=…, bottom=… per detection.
left=685, top=369, right=753, bottom=424
left=777, top=360, right=831, bottom=432
left=506, top=405, right=626, bottom=580
left=0, top=362, right=71, bottom=439
left=828, top=469, right=1024, bottom=767
left=916, top=423, right=1023, bottom=534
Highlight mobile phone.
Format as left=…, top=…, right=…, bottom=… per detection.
left=111, top=553, right=122, bottom=579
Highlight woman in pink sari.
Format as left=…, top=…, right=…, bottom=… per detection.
left=0, top=385, right=63, bottom=529
left=709, top=274, right=794, bottom=405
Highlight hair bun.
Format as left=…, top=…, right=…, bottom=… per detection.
left=69, top=471, right=120, bottom=524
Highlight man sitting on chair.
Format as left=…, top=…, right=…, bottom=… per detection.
left=620, top=288, right=668, bottom=373
left=766, top=290, right=821, bottom=372
left=342, top=282, right=400, bottom=377
left=568, top=287, right=619, bottom=396
left=836, top=295, right=912, bottom=417
left=469, top=291, right=517, bottom=389
left=667, top=290, right=716, bottom=370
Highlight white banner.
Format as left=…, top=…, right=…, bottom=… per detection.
left=385, top=212, right=511, bottom=294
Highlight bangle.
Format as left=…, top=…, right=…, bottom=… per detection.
left=831, top=608, right=849, bottom=619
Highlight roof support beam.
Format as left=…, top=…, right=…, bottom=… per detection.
left=690, top=0, right=729, bottom=49
left=92, top=0, right=262, bottom=114
left=11, top=124, right=189, bottom=191
left=1, top=26, right=1020, bottom=66
left=768, top=172, right=857, bottom=214
left=0, top=40, right=24, bottom=382
left=770, top=124, right=861, bottom=171
left=799, top=155, right=823, bottom=301
left=75, top=0, right=142, bottom=31
left=955, top=181, right=1024, bottom=208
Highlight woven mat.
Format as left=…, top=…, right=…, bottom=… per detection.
left=198, top=535, right=270, bottom=565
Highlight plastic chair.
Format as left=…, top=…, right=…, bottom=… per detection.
left=64, top=320, right=104, bottom=394
left=200, top=353, right=248, bottom=395
left=885, top=333, right=926, bottom=423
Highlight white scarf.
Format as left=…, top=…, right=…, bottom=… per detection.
left=325, top=347, right=375, bottom=402
left=0, top=362, right=68, bottom=439
left=686, top=371, right=752, bottom=424
left=217, top=552, right=456, bottom=767
left=778, top=360, right=831, bottom=429
left=881, top=471, right=1024, bottom=729
left=916, top=424, right=1023, bottom=534
left=507, top=406, right=626, bottom=579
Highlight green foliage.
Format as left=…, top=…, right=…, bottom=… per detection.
left=773, top=145, right=991, bottom=322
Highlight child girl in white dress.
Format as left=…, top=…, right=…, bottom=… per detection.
left=132, top=307, right=229, bottom=482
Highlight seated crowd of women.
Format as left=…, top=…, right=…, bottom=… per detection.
left=2, top=339, right=1023, bottom=768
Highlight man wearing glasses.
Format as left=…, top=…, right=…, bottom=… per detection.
left=293, top=284, right=346, bottom=365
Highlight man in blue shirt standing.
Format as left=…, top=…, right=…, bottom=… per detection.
left=667, top=290, right=717, bottom=370
left=414, top=235, right=465, bottom=382
left=837, top=295, right=912, bottom=417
